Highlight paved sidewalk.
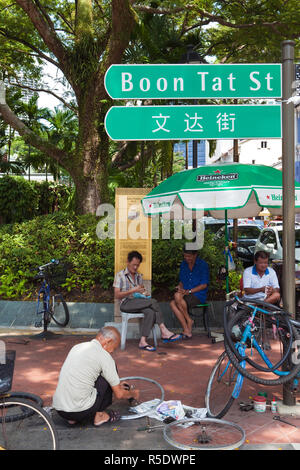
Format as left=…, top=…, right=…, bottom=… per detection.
left=1, top=328, right=300, bottom=451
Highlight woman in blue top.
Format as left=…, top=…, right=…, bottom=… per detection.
left=170, top=249, right=209, bottom=339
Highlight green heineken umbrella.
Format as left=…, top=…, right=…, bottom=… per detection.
left=142, top=162, right=300, bottom=219
left=141, top=162, right=300, bottom=291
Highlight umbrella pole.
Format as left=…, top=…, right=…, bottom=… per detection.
left=225, top=210, right=229, bottom=293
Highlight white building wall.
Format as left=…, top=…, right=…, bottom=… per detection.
left=210, top=138, right=282, bottom=167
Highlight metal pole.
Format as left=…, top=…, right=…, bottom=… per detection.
left=282, top=40, right=296, bottom=316
left=192, top=139, right=198, bottom=168
left=225, top=209, right=229, bottom=293
left=232, top=137, right=239, bottom=250
left=192, top=140, right=197, bottom=233
left=282, top=40, right=296, bottom=406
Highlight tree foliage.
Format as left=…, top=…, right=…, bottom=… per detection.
left=0, top=0, right=299, bottom=214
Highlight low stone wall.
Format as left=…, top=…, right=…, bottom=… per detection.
left=0, top=300, right=225, bottom=332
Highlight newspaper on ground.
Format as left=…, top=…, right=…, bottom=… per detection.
left=129, top=399, right=207, bottom=422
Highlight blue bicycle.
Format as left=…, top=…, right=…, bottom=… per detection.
left=205, top=296, right=300, bottom=418
left=34, top=259, right=69, bottom=336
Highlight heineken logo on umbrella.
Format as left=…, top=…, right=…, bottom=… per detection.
left=197, top=169, right=239, bottom=182
left=149, top=201, right=171, bottom=208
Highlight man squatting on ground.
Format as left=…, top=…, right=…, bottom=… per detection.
left=52, top=326, right=139, bottom=426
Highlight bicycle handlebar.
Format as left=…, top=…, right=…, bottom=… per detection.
left=38, top=259, right=60, bottom=271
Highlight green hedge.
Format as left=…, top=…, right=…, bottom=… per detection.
left=0, top=175, right=72, bottom=224
left=0, top=213, right=241, bottom=300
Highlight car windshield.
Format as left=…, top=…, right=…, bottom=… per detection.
left=228, top=226, right=261, bottom=239
left=278, top=230, right=300, bottom=248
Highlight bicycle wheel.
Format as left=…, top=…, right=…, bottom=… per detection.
left=116, top=377, right=164, bottom=420
left=224, top=311, right=300, bottom=385
left=0, top=392, right=43, bottom=423
left=49, top=293, right=69, bottom=327
left=205, top=351, right=241, bottom=419
left=0, top=398, right=59, bottom=450
left=163, top=418, right=245, bottom=451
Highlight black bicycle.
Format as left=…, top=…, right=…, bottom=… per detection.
left=0, top=350, right=59, bottom=450
left=33, top=259, right=70, bottom=339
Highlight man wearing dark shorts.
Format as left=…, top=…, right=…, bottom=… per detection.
left=52, top=327, right=139, bottom=427
left=170, top=249, right=209, bottom=339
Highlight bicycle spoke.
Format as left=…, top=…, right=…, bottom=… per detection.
left=163, top=418, right=245, bottom=450
left=205, top=351, right=240, bottom=419
left=115, top=377, right=164, bottom=420
left=49, top=293, right=69, bottom=327
left=0, top=399, right=59, bottom=450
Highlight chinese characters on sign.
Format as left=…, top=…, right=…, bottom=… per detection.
left=104, top=105, right=281, bottom=140
left=152, top=112, right=235, bottom=134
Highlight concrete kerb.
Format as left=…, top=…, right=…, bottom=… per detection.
left=0, top=299, right=226, bottom=336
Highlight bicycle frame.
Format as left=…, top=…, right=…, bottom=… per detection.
left=220, top=354, right=245, bottom=400
left=34, top=260, right=58, bottom=328
left=233, top=299, right=292, bottom=377
left=34, top=274, right=53, bottom=334
left=36, top=280, right=50, bottom=317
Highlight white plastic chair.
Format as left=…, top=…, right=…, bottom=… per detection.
left=120, top=312, right=158, bottom=350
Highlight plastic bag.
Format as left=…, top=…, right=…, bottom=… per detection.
left=156, top=400, right=186, bottom=420
left=133, top=292, right=151, bottom=299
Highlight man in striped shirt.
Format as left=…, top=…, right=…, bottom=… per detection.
left=114, top=251, right=181, bottom=351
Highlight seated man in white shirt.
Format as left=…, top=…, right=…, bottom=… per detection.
left=52, top=326, right=139, bottom=427
left=243, top=250, right=280, bottom=304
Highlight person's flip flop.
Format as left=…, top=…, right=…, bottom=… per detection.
left=139, top=344, right=156, bottom=352
left=162, top=334, right=182, bottom=343
left=94, top=410, right=121, bottom=427
left=181, top=334, right=192, bottom=340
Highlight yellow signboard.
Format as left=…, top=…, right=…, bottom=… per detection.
left=115, top=188, right=152, bottom=280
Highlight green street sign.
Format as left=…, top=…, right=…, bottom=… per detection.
left=105, top=64, right=282, bottom=99
left=105, top=104, right=282, bottom=141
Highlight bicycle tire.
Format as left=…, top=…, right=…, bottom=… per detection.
left=118, top=376, right=164, bottom=420
left=205, top=351, right=237, bottom=419
left=49, top=293, right=69, bottom=327
left=0, top=391, right=43, bottom=423
left=163, top=417, right=245, bottom=451
left=224, top=321, right=300, bottom=385
left=224, top=308, right=294, bottom=372
left=0, top=398, right=59, bottom=450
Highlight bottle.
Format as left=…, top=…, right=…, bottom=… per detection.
left=271, top=397, right=277, bottom=413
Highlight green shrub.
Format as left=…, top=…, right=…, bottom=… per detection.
left=0, top=213, right=241, bottom=300
left=0, top=175, right=72, bottom=224
left=0, top=213, right=114, bottom=299
left=152, top=229, right=242, bottom=299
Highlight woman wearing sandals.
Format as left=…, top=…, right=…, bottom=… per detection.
left=52, top=326, right=140, bottom=427
left=114, top=251, right=181, bottom=352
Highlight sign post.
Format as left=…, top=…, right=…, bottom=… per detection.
left=282, top=40, right=296, bottom=408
